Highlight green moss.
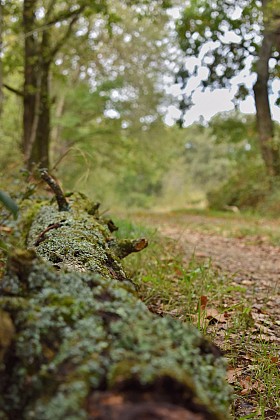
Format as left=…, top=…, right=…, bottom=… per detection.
left=19, top=199, right=49, bottom=245
left=0, top=194, right=232, bottom=419
left=0, top=252, right=231, bottom=419
left=27, top=203, right=126, bottom=282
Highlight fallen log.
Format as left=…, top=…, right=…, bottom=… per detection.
left=0, top=177, right=232, bottom=420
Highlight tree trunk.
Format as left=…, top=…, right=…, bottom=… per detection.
left=0, top=0, right=3, bottom=116
left=51, top=94, right=65, bottom=147
left=0, top=186, right=232, bottom=420
left=253, top=2, right=280, bottom=178
left=22, top=1, right=86, bottom=171
left=23, top=0, right=39, bottom=166
left=23, top=1, right=51, bottom=170
left=27, top=59, right=51, bottom=170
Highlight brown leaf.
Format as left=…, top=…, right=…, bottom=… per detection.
left=206, top=308, right=227, bottom=324
left=239, top=376, right=252, bottom=395
left=200, top=295, right=208, bottom=310
left=226, top=367, right=243, bottom=384
left=270, top=356, right=279, bottom=365
left=0, top=226, right=12, bottom=233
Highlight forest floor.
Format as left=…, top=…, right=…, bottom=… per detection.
left=119, top=210, right=280, bottom=420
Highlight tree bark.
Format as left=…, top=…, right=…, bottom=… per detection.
left=253, top=1, right=280, bottom=178
left=0, top=0, right=3, bottom=116
left=23, top=0, right=41, bottom=168
left=0, top=189, right=232, bottom=420
left=27, top=54, right=51, bottom=170
left=23, top=1, right=52, bottom=170
left=22, top=2, right=85, bottom=171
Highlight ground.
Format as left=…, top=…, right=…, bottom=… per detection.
left=125, top=210, right=280, bottom=420
left=157, top=213, right=280, bottom=339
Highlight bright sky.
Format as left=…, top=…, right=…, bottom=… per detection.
left=163, top=6, right=280, bottom=127
left=164, top=76, right=280, bottom=127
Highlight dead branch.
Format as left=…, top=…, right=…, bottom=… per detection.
left=40, top=170, right=69, bottom=211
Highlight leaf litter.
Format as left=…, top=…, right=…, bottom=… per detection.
left=132, top=211, right=280, bottom=419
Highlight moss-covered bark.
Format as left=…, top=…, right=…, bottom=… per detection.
left=0, top=192, right=232, bottom=420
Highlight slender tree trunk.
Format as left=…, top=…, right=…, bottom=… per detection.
left=23, top=1, right=38, bottom=160
left=51, top=94, right=65, bottom=146
left=28, top=61, right=51, bottom=169
left=23, top=0, right=48, bottom=169
left=28, top=28, right=51, bottom=169
left=23, top=1, right=51, bottom=170
left=22, top=1, right=84, bottom=171
left=253, top=1, right=280, bottom=177
left=0, top=0, right=4, bottom=116
left=51, top=66, right=81, bottom=165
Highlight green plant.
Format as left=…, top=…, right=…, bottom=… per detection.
left=117, top=215, right=280, bottom=419
left=0, top=191, right=18, bottom=219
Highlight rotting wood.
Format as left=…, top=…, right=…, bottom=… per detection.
left=0, top=178, right=232, bottom=420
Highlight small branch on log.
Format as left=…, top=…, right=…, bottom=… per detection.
left=40, top=170, right=69, bottom=211
left=109, top=238, right=148, bottom=259
left=105, top=219, right=118, bottom=233
left=87, top=202, right=100, bottom=216
left=34, top=221, right=65, bottom=246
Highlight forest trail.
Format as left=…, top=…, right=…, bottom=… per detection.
left=160, top=219, right=280, bottom=301
left=133, top=210, right=280, bottom=343
left=132, top=210, right=280, bottom=417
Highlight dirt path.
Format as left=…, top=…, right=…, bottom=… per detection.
left=133, top=211, right=280, bottom=418
left=162, top=223, right=280, bottom=280
left=163, top=222, right=280, bottom=330
left=129, top=211, right=280, bottom=418
left=133, top=210, right=280, bottom=340
left=161, top=223, right=280, bottom=296
left=135, top=212, right=280, bottom=318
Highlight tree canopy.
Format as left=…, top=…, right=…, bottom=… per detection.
left=1, top=0, right=172, bottom=169
left=176, top=0, right=280, bottom=176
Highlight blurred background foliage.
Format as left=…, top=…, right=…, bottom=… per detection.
left=1, top=0, right=280, bottom=216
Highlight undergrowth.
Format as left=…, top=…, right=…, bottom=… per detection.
left=115, top=217, right=280, bottom=420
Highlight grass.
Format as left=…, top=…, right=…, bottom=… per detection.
left=129, top=208, right=280, bottom=246
left=115, top=217, right=229, bottom=323
left=115, top=216, right=280, bottom=420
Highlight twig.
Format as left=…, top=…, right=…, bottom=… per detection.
left=40, top=170, right=69, bottom=211
left=34, top=221, right=64, bottom=246
left=108, top=238, right=148, bottom=259
left=51, top=144, right=74, bottom=172
left=3, top=83, right=24, bottom=97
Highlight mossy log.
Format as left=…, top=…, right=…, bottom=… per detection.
left=0, top=190, right=232, bottom=420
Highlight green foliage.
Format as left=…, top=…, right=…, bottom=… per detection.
left=55, top=122, right=179, bottom=208
left=207, top=160, right=269, bottom=211
left=176, top=1, right=263, bottom=93
left=0, top=192, right=18, bottom=219
left=118, top=213, right=280, bottom=418
left=0, top=83, right=22, bottom=171
left=182, top=123, right=233, bottom=190
left=2, top=0, right=280, bottom=215
left=205, top=114, right=280, bottom=213
left=53, top=81, right=120, bottom=144
left=209, top=113, right=258, bottom=147
left=1, top=0, right=172, bottom=169
left=175, top=0, right=280, bottom=127
left=257, top=179, right=280, bottom=216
